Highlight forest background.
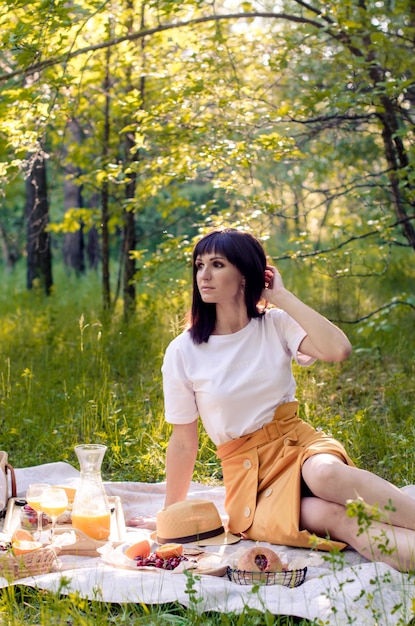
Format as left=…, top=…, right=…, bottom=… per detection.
left=0, top=0, right=414, bottom=506
left=0, top=1, right=414, bottom=623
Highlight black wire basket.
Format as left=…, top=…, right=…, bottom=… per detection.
left=226, top=566, right=307, bottom=587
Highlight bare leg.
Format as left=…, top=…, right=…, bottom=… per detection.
left=302, top=454, right=415, bottom=529
left=300, top=496, right=415, bottom=572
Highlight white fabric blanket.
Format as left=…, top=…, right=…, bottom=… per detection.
left=1, top=462, right=414, bottom=626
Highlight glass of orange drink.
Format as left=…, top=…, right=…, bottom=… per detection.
left=40, top=487, right=68, bottom=540
left=26, top=483, right=50, bottom=539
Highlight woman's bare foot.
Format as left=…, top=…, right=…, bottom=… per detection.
left=125, top=515, right=157, bottom=530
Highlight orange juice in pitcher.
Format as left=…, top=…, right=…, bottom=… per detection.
left=71, top=444, right=111, bottom=541
left=72, top=512, right=111, bottom=541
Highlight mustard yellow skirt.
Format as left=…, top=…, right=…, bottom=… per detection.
left=216, top=402, right=355, bottom=551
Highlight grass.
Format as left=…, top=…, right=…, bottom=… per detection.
left=0, top=583, right=314, bottom=625
left=0, top=257, right=414, bottom=624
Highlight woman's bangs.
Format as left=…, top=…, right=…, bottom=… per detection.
left=194, top=232, right=228, bottom=261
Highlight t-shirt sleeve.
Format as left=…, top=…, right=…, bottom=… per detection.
left=295, top=346, right=316, bottom=366
left=269, top=308, right=316, bottom=367
left=161, top=338, right=199, bottom=425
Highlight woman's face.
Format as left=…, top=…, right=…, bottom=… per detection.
left=195, top=251, right=245, bottom=306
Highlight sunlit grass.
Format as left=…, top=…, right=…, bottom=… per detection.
left=0, top=582, right=317, bottom=625
left=0, top=257, right=414, bottom=624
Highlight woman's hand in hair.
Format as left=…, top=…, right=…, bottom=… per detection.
left=262, top=265, right=284, bottom=301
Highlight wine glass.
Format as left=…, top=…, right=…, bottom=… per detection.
left=40, top=487, right=68, bottom=541
left=26, top=483, right=50, bottom=540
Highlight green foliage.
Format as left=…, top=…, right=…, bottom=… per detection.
left=1, top=0, right=414, bottom=301
left=0, top=580, right=316, bottom=625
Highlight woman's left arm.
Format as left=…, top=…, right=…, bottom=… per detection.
left=263, top=266, right=352, bottom=362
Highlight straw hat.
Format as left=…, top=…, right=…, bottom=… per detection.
left=151, top=499, right=241, bottom=546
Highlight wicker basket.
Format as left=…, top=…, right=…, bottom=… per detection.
left=0, top=546, right=59, bottom=580
left=226, top=566, right=307, bottom=587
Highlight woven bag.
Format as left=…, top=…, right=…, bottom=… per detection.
left=0, top=452, right=16, bottom=517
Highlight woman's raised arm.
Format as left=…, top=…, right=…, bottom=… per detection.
left=263, top=266, right=352, bottom=362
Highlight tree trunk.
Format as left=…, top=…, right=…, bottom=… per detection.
left=25, top=150, right=53, bottom=294
left=101, top=35, right=111, bottom=311
left=359, top=34, right=415, bottom=249
left=87, top=226, right=99, bottom=270
left=369, top=59, right=415, bottom=248
left=379, top=104, right=415, bottom=249
left=121, top=0, right=144, bottom=320
left=0, top=221, right=18, bottom=270
left=86, top=192, right=100, bottom=270
left=63, top=119, right=85, bottom=274
left=122, top=202, right=136, bottom=319
left=64, top=227, right=85, bottom=275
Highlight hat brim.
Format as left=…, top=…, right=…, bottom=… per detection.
left=150, top=530, right=241, bottom=546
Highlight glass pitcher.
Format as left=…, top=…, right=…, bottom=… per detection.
left=71, top=444, right=111, bottom=541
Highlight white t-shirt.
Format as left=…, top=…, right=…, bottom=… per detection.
left=162, top=308, right=315, bottom=445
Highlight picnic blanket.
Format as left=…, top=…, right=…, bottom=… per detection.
left=1, top=462, right=414, bottom=626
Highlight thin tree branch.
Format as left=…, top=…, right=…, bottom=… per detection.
left=0, top=12, right=335, bottom=84
left=331, top=300, right=415, bottom=324
left=272, top=215, right=415, bottom=261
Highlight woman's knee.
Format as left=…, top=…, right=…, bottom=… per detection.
left=302, top=454, right=350, bottom=499
left=300, top=497, right=350, bottom=541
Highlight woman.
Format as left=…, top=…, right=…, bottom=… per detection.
left=162, top=228, right=415, bottom=571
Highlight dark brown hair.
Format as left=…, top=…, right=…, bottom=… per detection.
left=189, top=229, right=266, bottom=343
